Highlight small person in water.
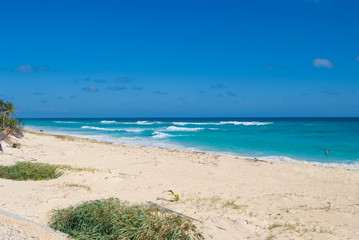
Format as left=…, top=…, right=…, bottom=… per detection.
left=325, top=149, right=330, bottom=155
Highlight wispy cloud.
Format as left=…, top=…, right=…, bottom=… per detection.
left=115, top=77, right=132, bottom=83
left=313, top=58, right=333, bottom=68
left=347, top=89, right=355, bottom=94
left=153, top=91, right=168, bottom=95
left=321, top=88, right=339, bottom=95
left=94, top=79, right=108, bottom=83
left=15, top=64, right=34, bottom=73
left=178, top=97, right=188, bottom=104
left=107, top=86, right=127, bottom=91
left=82, top=86, right=99, bottom=92
left=15, top=64, right=57, bottom=73
left=132, top=86, right=143, bottom=90
left=227, top=91, right=237, bottom=97
left=211, top=83, right=226, bottom=89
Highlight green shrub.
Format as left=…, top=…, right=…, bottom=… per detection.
left=0, top=162, right=63, bottom=181
left=49, top=198, right=204, bottom=240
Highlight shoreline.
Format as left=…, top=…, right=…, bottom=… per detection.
left=24, top=128, right=359, bottom=170
left=0, top=130, right=358, bottom=239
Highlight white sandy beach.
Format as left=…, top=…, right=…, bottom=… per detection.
left=0, top=130, right=358, bottom=239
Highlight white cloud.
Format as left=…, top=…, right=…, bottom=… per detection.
left=82, top=86, right=99, bottom=92
left=14, top=64, right=56, bottom=73
left=313, top=58, right=333, bottom=68
left=15, top=64, right=34, bottom=73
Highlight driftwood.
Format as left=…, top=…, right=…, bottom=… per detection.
left=0, top=128, right=12, bottom=143
left=0, top=127, right=21, bottom=151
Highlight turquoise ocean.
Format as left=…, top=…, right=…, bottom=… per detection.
left=20, top=118, right=359, bottom=169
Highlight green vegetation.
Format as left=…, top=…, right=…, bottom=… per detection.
left=56, top=164, right=97, bottom=173
left=0, top=162, right=63, bottom=181
left=0, top=99, right=18, bottom=131
left=0, top=99, right=23, bottom=144
left=49, top=198, right=204, bottom=240
left=64, top=183, right=91, bottom=191
left=168, top=189, right=180, bottom=201
left=222, top=200, right=247, bottom=210
left=0, top=162, right=99, bottom=181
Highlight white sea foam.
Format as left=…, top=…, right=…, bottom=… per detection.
left=173, top=121, right=272, bottom=126
left=118, top=121, right=163, bottom=125
left=166, top=126, right=204, bottom=132
left=136, top=121, right=164, bottom=125
left=100, top=120, right=117, bottom=124
left=125, top=129, right=144, bottom=133
left=81, top=126, right=143, bottom=133
left=219, top=121, right=272, bottom=126
left=257, top=156, right=359, bottom=170
left=136, top=121, right=153, bottom=125
left=100, top=120, right=164, bottom=125
left=53, top=121, right=79, bottom=124
left=152, top=131, right=172, bottom=139
left=173, top=122, right=215, bottom=126
left=81, top=126, right=111, bottom=131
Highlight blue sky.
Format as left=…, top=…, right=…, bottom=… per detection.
left=0, top=0, right=358, bottom=117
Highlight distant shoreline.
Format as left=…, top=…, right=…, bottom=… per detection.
left=24, top=129, right=359, bottom=170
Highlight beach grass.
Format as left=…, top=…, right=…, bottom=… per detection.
left=0, top=162, right=63, bottom=181
left=56, top=164, right=97, bottom=173
left=63, top=183, right=91, bottom=191
left=49, top=198, right=204, bottom=240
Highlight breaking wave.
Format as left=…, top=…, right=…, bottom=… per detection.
left=100, top=120, right=164, bottom=125
left=53, top=121, right=79, bottom=124
left=173, top=121, right=272, bottom=126
left=219, top=121, right=272, bottom=125
left=152, top=131, right=172, bottom=139
left=100, top=120, right=118, bottom=124
left=166, top=126, right=204, bottom=132
left=81, top=126, right=143, bottom=133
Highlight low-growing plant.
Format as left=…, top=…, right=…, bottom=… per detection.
left=168, top=189, right=180, bottom=201
left=0, top=162, right=63, bottom=181
left=56, top=164, right=97, bottom=173
left=49, top=198, right=204, bottom=240
left=64, top=183, right=91, bottom=191
left=222, top=200, right=247, bottom=211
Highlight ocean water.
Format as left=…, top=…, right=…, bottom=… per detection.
left=20, top=118, right=359, bottom=169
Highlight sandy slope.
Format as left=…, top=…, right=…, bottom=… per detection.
left=0, top=131, right=358, bottom=239
left=0, top=210, right=68, bottom=240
